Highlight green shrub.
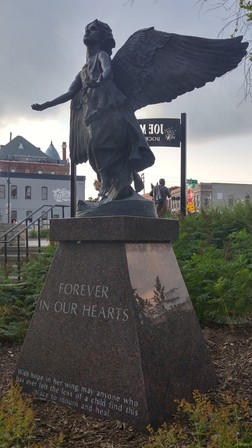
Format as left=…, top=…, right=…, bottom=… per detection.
left=146, top=391, right=251, bottom=448
left=0, top=382, right=35, bottom=447
left=174, top=204, right=252, bottom=324
left=28, top=228, right=50, bottom=239
left=0, top=382, right=64, bottom=447
left=0, top=244, right=56, bottom=343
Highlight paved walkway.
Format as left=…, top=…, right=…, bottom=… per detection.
left=26, top=239, right=50, bottom=247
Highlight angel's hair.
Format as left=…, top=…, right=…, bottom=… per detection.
left=89, top=19, right=116, bottom=56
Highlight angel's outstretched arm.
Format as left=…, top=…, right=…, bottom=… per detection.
left=31, top=73, right=82, bottom=111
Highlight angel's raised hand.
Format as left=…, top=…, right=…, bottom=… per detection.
left=31, top=103, right=46, bottom=111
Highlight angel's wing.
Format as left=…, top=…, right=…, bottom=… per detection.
left=112, top=28, right=248, bottom=111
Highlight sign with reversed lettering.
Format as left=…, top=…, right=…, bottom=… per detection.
left=138, top=118, right=181, bottom=147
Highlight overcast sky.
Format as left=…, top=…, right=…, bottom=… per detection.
left=0, top=0, right=251, bottom=197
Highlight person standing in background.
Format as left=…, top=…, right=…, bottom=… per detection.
left=152, top=179, right=171, bottom=218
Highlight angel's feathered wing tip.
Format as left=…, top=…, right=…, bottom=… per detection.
left=113, top=28, right=249, bottom=111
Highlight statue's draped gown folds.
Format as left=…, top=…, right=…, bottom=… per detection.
left=69, top=52, right=154, bottom=200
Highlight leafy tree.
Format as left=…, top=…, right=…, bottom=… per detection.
left=199, top=0, right=252, bottom=98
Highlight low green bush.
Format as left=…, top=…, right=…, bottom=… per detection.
left=0, top=382, right=64, bottom=447
left=28, top=228, right=50, bottom=239
left=0, top=244, right=56, bottom=343
left=174, top=203, right=252, bottom=324
left=146, top=391, right=251, bottom=448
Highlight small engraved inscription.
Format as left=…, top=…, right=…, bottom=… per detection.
left=16, top=369, right=139, bottom=419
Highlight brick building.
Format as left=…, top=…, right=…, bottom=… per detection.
left=0, top=135, right=85, bottom=223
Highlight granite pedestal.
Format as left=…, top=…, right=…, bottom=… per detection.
left=14, top=216, right=217, bottom=431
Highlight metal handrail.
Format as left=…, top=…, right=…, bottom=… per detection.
left=0, top=204, right=69, bottom=276
left=0, top=204, right=55, bottom=241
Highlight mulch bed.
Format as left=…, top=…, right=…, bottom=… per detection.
left=0, top=324, right=252, bottom=447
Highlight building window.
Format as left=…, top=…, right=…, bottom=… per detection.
left=41, top=186, right=48, bottom=200
left=11, top=185, right=17, bottom=199
left=11, top=210, right=17, bottom=223
left=0, top=185, right=5, bottom=198
left=228, top=195, right=234, bottom=207
left=25, top=186, right=31, bottom=199
left=26, top=210, right=33, bottom=222
left=204, top=197, right=210, bottom=207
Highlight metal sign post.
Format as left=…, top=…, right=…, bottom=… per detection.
left=138, top=114, right=187, bottom=215
left=70, top=160, right=76, bottom=218
left=180, top=113, right=187, bottom=216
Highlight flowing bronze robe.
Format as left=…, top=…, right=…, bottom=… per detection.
left=69, top=53, right=155, bottom=197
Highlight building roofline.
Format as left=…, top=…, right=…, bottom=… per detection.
left=0, top=171, right=85, bottom=181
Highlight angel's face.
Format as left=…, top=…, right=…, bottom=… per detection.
left=83, top=22, right=101, bottom=46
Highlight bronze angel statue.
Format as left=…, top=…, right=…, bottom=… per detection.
left=32, top=19, right=248, bottom=206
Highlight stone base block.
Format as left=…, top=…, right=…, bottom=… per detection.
left=14, top=217, right=217, bottom=431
